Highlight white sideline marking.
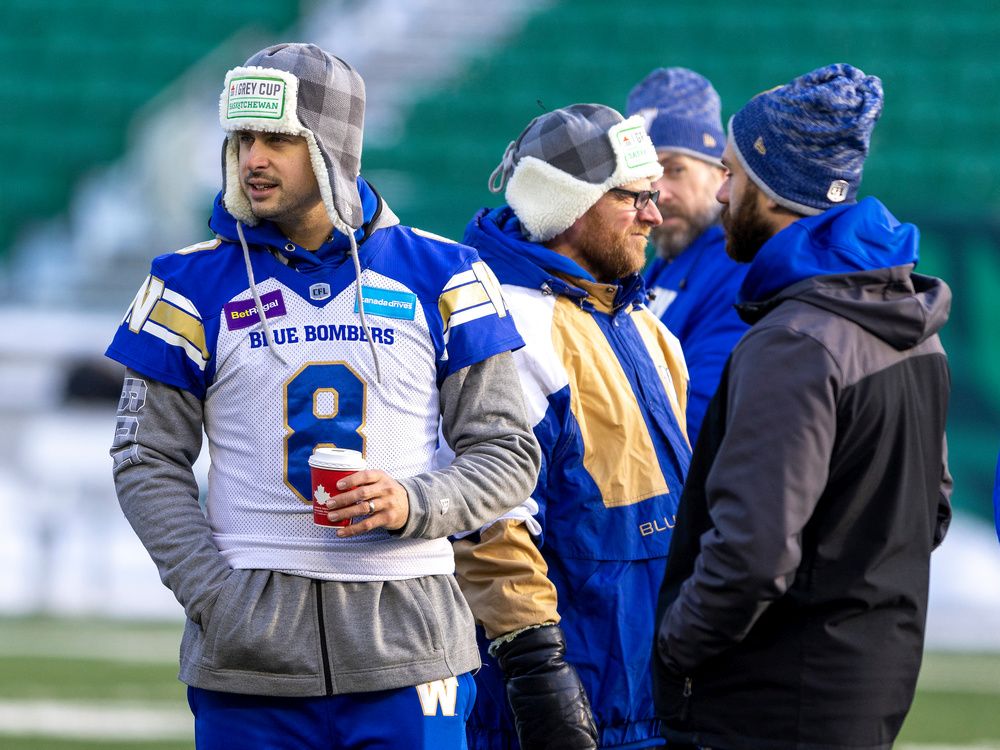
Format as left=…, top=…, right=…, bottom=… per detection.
left=900, top=745, right=1000, bottom=750
left=0, top=623, right=180, bottom=664
left=0, top=700, right=191, bottom=740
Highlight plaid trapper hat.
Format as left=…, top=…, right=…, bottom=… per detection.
left=489, top=103, right=663, bottom=242
left=219, top=43, right=366, bottom=234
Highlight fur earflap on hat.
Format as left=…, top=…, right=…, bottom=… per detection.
left=729, top=63, right=883, bottom=215
left=488, top=103, right=663, bottom=242
left=219, top=43, right=366, bottom=235
left=626, top=67, right=725, bottom=166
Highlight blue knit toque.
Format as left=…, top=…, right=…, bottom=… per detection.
left=626, top=67, right=724, bottom=165
left=729, top=63, right=883, bottom=215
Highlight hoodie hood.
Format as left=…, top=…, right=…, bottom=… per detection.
left=463, top=205, right=647, bottom=312
left=209, top=174, right=399, bottom=378
left=737, top=197, right=950, bottom=349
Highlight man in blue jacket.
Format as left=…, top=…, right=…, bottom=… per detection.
left=626, top=68, right=748, bottom=446
left=454, top=103, right=693, bottom=749
left=654, top=64, right=952, bottom=750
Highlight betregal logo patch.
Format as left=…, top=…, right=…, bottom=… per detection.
left=224, top=290, right=287, bottom=330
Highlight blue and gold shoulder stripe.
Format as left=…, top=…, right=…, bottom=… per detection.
left=438, top=261, right=509, bottom=346
left=122, top=275, right=209, bottom=371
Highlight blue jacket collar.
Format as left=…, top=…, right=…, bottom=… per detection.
left=739, top=197, right=919, bottom=304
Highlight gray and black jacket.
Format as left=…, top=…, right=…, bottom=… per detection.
left=653, top=198, right=952, bottom=750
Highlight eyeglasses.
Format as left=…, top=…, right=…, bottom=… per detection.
left=608, top=187, right=660, bottom=210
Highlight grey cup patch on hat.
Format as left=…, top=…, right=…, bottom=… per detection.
left=220, top=43, right=366, bottom=233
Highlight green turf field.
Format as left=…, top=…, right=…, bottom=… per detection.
left=0, top=617, right=997, bottom=748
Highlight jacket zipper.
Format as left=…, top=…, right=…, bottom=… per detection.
left=315, top=583, right=334, bottom=696
left=681, top=677, right=693, bottom=721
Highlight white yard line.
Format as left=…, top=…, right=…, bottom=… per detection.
left=0, top=621, right=180, bottom=664
left=0, top=699, right=191, bottom=740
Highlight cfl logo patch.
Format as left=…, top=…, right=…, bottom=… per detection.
left=415, top=676, right=458, bottom=716
left=310, top=283, right=331, bottom=300
left=827, top=179, right=849, bottom=203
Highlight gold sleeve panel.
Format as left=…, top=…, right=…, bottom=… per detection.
left=550, top=297, right=671, bottom=506
left=453, top=519, right=560, bottom=640
left=150, top=300, right=209, bottom=361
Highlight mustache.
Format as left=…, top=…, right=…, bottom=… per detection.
left=245, top=170, right=278, bottom=183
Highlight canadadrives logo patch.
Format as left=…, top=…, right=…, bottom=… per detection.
left=223, top=290, right=287, bottom=330
left=355, top=286, right=418, bottom=321
left=227, top=77, right=286, bottom=120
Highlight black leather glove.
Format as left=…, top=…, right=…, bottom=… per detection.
left=493, top=624, right=598, bottom=750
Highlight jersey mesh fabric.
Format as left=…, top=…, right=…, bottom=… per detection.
left=107, top=222, right=523, bottom=583
left=205, top=270, right=451, bottom=580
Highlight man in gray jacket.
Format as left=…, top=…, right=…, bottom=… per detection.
left=107, top=43, right=539, bottom=749
left=653, top=64, right=952, bottom=749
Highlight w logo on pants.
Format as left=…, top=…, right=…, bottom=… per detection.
left=415, top=676, right=459, bottom=716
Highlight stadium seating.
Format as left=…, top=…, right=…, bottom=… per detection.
left=362, top=0, right=999, bottom=239
left=0, top=0, right=298, bottom=255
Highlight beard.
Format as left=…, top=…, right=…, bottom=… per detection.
left=244, top=170, right=321, bottom=227
left=651, top=200, right=721, bottom=260
left=574, top=211, right=650, bottom=282
left=721, top=186, right=776, bottom=263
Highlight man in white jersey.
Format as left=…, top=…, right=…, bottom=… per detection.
left=106, top=43, right=540, bottom=750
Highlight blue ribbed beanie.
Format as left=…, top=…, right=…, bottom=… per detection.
left=729, top=63, right=883, bottom=215
left=626, top=67, right=724, bottom=165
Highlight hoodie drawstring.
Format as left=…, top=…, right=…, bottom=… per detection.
left=237, top=220, right=382, bottom=384
left=237, top=221, right=288, bottom=366
left=348, top=230, right=382, bottom=385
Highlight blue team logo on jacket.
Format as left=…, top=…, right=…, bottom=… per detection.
left=355, top=286, right=418, bottom=320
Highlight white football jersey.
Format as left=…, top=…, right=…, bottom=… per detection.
left=108, top=223, right=520, bottom=580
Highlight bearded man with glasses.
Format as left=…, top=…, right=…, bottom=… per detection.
left=626, top=67, right=749, bottom=449
left=452, top=103, right=693, bottom=750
